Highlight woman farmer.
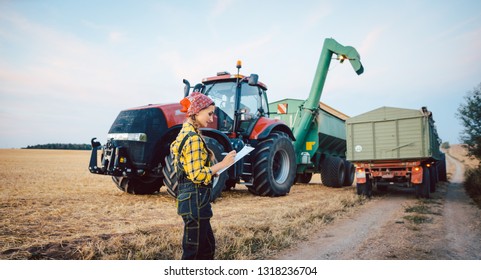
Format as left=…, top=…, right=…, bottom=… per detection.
left=170, top=91, right=236, bottom=260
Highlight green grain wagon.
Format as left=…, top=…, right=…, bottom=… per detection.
left=269, top=99, right=354, bottom=185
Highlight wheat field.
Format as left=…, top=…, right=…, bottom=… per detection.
left=0, top=149, right=364, bottom=260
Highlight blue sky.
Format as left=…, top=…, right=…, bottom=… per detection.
left=1, top=0, right=480, bottom=148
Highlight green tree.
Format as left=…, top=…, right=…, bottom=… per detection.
left=457, top=83, right=481, bottom=161
left=441, top=141, right=450, bottom=150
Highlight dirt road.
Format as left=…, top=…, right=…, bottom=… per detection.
left=275, top=153, right=481, bottom=260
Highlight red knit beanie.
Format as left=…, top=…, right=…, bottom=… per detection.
left=180, top=92, right=214, bottom=116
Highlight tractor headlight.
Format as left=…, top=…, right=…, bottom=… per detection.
left=107, top=133, right=148, bottom=142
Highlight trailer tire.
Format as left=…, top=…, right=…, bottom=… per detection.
left=438, top=154, right=447, bottom=181
left=429, top=165, right=437, bottom=193
left=251, top=132, right=296, bottom=196
left=162, top=136, right=228, bottom=202
left=112, top=176, right=162, bottom=195
left=356, top=175, right=372, bottom=198
left=296, top=173, right=313, bottom=184
left=365, top=178, right=373, bottom=197
left=415, top=167, right=430, bottom=199
left=343, top=160, right=355, bottom=186
left=376, top=183, right=388, bottom=192
left=321, top=156, right=345, bottom=187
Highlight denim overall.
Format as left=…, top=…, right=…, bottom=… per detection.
left=176, top=132, right=215, bottom=260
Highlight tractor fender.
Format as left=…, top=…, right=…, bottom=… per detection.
left=154, top=125, right=184, bottom=162
left=250, top=117, right=295, bottom=141
left=160, top=126, right=233, bottom=154
left=200, top=128, right=234, bottom=152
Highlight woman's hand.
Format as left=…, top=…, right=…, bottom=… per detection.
left=210, top=150, right=236, bottom=175
left=221, top=150, right=236, bottom=168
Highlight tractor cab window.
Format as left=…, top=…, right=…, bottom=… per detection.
left=204, top=82, right=236, bottom=132
left=239, top=83, right=267, bottom=121
left=203, top=81, right=268, bottom=132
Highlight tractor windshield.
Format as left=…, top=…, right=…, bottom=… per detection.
left=204, top=82, right=236, bottom=132
left=204, top=81, right=268, bottom=132
left=205, top=82, right=236, bottom=118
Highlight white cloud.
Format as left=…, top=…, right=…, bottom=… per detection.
left=109, top=31, right=125, bottom=43
left=303, top=1, right=332, bottom=29
left=359, top=26, right=386, bottom=57
left=211, top=0, right=234, bottom=17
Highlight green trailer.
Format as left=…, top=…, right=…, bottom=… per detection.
left=270, top=99, right=348, bottom=158
left=346, top=106, right=447, bottom=198
left=269, top=99, right=354, bottom=185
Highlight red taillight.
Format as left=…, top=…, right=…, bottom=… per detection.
left=411, top=166, right=423, bottom=184
left=356, top=168, right=366, bottom=184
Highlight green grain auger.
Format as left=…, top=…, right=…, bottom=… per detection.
left=274, top=38, right=364, bottom=186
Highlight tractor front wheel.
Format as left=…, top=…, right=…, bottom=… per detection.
left=250, top=132, right=296, bottom=196
left=112, top=176, right=162, bottom=195
left=162, top=136, right=227, bottom=202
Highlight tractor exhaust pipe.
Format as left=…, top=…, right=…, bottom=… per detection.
left=183, top=79, right=191, bottom=97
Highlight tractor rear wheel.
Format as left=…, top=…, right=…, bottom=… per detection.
left=112, top=176, right=162, bottom=195
left=224, top=179, right=237, bottom=191
left=162, top=153, right=178, bottom=197
left=162, top=136, right=227, bottom=202
left=204, top=137, right=228, bottom=201
left=250, top=132, right=296, bottom=196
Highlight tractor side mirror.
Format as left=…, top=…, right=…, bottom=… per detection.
left=248, top=74, right=259, bottom=86
left=193, top=83, right=203, bottom=93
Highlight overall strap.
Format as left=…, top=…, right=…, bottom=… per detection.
left=178, top=131, right=197, bottom=157
left=176, top=131, right=208, bottom=181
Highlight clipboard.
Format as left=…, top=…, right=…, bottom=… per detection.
left=217, top=145, right=255, bottom=175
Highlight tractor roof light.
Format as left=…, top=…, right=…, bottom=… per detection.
left=236, top=60, right=242, bottom=69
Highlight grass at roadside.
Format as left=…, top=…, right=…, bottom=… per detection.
left=464, top=167, right=481, bottom=208
left=0, top=149, right=365, bottom=260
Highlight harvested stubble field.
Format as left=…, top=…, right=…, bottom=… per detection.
left=0, top=149, right=364, bottom=260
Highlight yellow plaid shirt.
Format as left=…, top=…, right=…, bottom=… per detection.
left=170, top=122, right=213, bottom=185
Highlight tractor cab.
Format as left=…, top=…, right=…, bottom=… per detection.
left=185, top=63, right=269, bottom=138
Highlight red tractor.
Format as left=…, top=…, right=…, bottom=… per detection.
left=89, top=61, right=297, bottom=199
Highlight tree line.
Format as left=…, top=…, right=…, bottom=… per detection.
left=23, top=143, right=91, bottom=150
left=457, top=82, right=481, bottom=206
